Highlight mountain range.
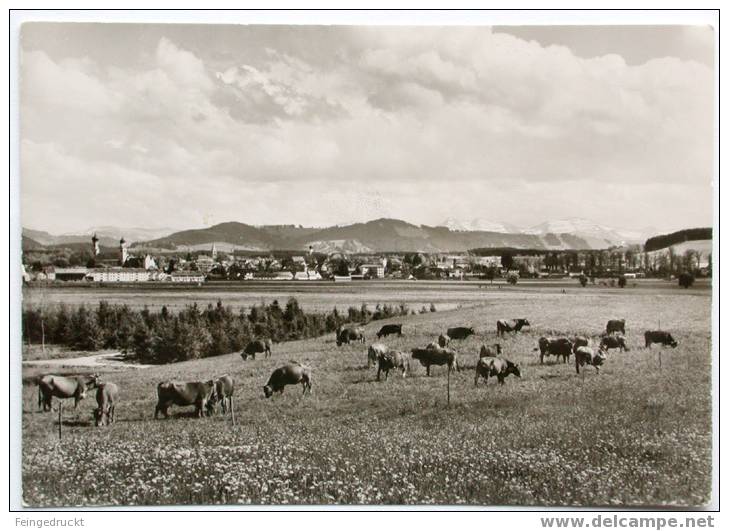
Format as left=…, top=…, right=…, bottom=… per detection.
left=22, top=217, right=660, bottom=254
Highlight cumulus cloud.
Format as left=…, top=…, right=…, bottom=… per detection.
left=19, top=25, right=714, bottom=233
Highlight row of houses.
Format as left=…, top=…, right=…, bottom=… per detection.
left=23, top=266, right=206, bottom=284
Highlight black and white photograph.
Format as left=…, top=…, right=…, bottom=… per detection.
left=11, top=10, right=718, bottom=510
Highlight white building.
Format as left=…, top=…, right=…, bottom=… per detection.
left=359, top=264, right=385, bottom=278
left=90, top=268, right=150, bottom=282
left=294, top=271, right=322, bottom=280
left=169, top=271, right=205, bottom=283
left=196, top=254, right=215, bottom=273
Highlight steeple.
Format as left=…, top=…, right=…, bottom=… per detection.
left=91, top=233, right=100, bottom=256
left=119, top=237, right=128, bottom=265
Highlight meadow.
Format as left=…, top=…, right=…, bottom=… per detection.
left=20, top=283, right=713, bottom=507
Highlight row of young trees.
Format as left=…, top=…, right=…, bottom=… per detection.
left=22, top=298, right=418, bottom=364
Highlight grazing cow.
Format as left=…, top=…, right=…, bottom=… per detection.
left=437, top=334, right=450, bottom=348
left=479, top=343, right=503, bottom=358
left=600, top=335, right=629, bottom=352
left=574, top=346, right=606, bottom=374
left=367, top=343, right=389, bottom=368
left=263, top=361, right=312, bottom=398
left=411, top=344, right=459, bottom=376
left=336, top=326, right=365, bottom=346
left=209, top=375, right=235, bottom=414
left=496, top=318, right=530, bottom=337
left=446, top=327, right=475, bottom=340
left=376, top=324, right=403, bottom=339
left=606, top=319, right=626, bottom=335
left=536, top=337, right=573, bottom=364
left=644, top=331, right=678, bottom=349
left=377, top=350, right=409, bottom=381
left=38, top=374, right=100, bottom=412
left=241, top=338, right=272, bottom=360
left=154, top=380, right=216, bottom=419
left=572, top=335, right=591, bottom=354
left=94, top=382, right=119, bottom=427
left=474, top=357, right=521, bottom=386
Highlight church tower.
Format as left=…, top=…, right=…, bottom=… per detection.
left=211, top=242, right=217, bottom=260
left=119, top=237, right=128, bottom=266
left=91, top=233, right=100, bottom=257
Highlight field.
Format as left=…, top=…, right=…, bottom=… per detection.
left=20, top=282, right=713, bottom=507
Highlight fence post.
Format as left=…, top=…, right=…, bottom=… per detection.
left=58, top=402, right=62, bottom=440
left=230, top=397, right=236, bottom=426
left=659, top=350, right=662, bottom=370
left=447, top=367, right=451, bottom=406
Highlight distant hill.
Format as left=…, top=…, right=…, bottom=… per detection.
left=23, top=228, right=117, bottom=248
left=131, top=218, right=608, bottom=253
left=22, top=236, right=44, bottom=251
left=644, top=228, right=712, bottom=252
left=83, top=226, right=178, bottom=243
left=27, top=217, right=682, bottom=254
left=138, top=222, right=277, bottom=251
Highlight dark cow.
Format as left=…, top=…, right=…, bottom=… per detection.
left=446, top=327, right=475, bottom=340
left=94, top=382, right=119, bottom=427
left=411, top=344, right=459, bottom=376
left=376, top=324, right=403, bottom=339
left=437, top=334, right=450, bottom=347
left=574, top=346, right=606, bottom=374
left=496, top=319, right=530, bottom=337
left=367, top=343, right=389, bottom=368
left=479, top=343, right=503, bottom=358
left=154, top=380, right=216, bottom=419
left=606, top=319, right=626, bottom=335
left=536, top=337, right=573, bottom=364
left=474, top=356, right=521, bottom=386
left=209, top=375, right=235, bottom=414
left=644, top=331, right=678, bottom=349
left=377, top=350, right=409, bottom=381
left=600, top=334, right=629, bottom=352
left=336, top=326, right=365, bottom=346
left=38, top=374, right=100, bottom=412
left=571, top=335, right=591, bottom=354
left=241, top=339, right=272, bottom=360
left=263, top=362, right=312, bottom=398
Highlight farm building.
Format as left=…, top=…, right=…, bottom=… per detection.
left=53, top=267, right=89, bottom=281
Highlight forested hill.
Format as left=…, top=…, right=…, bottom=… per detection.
left=644, top=228, right=712, bottom=252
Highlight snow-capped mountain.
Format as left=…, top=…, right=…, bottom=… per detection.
left=523, top=218, right=652, bottom=245
left=442, top=217, right=656, bottom=247
left=441, top=217, right=522, bottom=234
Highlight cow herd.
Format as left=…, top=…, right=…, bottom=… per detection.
left=33, top=319, right=680, bottom=427
left=356, top=318, right=680, bottom=389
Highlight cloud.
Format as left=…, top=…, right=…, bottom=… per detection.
left=19, top=27, right=714, bottom=233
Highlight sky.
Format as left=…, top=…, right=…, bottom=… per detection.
left=19, top=23, right=715, bottom=234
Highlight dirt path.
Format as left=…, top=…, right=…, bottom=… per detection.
left=23, top=352, right=153, bottom=369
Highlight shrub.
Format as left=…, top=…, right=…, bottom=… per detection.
left=579, top=274, right=588, bottom=287
left=507, top=273, right=518, bottom=285
left=618, top=276, right=627, bottom=288
left=679, top=272, right=695, bottom=289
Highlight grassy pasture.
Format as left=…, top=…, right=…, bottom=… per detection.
left=20, top=286, right=712, bottom=507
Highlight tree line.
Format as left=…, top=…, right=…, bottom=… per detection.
left=644, top=228, right=712, bottom=253
left=21, top=298, right=420, bottom=364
